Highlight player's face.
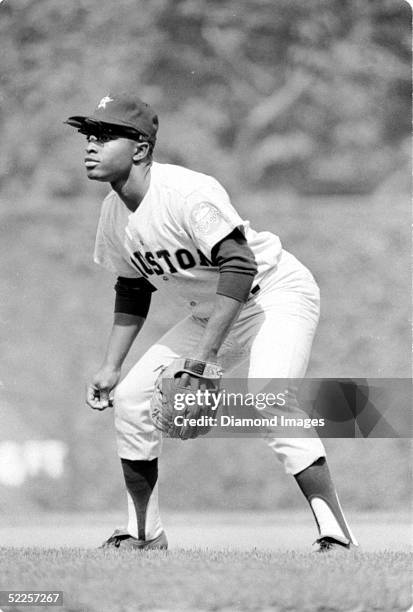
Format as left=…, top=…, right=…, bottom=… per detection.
left=84, top=134, right=137, bottom=182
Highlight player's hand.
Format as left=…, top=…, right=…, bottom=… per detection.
left=86, top=365, right=121, bottom=411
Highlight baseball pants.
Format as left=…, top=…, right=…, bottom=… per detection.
left=114, top=251, right=325, bottom=537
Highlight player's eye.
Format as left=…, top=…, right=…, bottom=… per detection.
left=99, top=133, right=117, bottom=143
left=85, top=132, right=118, bottom=143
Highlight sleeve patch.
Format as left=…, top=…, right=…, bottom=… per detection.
left=190, top=202, right=222, bottom=234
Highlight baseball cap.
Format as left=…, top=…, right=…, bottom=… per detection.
left=65, top=92, right=159, bottom=143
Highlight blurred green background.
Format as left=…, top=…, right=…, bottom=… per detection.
left=0, top=0, right=411, bottom=514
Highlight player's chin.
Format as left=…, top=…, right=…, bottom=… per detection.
left=85, top=167, right=109, bottom=182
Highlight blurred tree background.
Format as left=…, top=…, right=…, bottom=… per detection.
left=0, top=0, right=410, bottom=198
left=0, top=0, right=411, bottom=514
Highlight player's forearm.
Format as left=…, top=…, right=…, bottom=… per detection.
left=192, top=294, right=243, bottom=362
left=102, top=313, right=146, bottom=369
left=193, top=230, right=256, bottom=361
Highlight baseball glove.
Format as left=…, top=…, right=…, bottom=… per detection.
left=150, top=358, right=222, bottom=440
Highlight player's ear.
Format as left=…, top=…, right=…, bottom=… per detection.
left=132, top=142, right=150, bottom=163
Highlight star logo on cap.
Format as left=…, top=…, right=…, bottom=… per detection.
left=97, top=95, right=114, bottom=109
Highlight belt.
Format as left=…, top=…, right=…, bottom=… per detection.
left=250, top=284, right=260, bottom=296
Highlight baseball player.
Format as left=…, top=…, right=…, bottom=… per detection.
left=65, top=92, right=357, bottom=552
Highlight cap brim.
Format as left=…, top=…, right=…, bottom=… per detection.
left=64, top=116, right=104, bottom=130
left=64, top=116, right=137, bottom=133
left=65, top=116, right=88, bottom=128
left=65, top=116, right=137, bottom=131
left=64, top=116, right=156, bottom=143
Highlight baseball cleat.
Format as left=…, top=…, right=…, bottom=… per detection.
left=99, top=528, right=168, bottom=550
left=314, top=535, right=351, bottom=553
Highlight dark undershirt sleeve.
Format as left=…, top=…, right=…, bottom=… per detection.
left=211, top=228, right=258, bottom=303
left=114, top=277, right=157, bottom=318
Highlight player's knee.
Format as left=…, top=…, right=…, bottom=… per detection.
left=113, top=380, right=148, bottom=416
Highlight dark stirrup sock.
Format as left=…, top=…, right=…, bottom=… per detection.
left=121, top=458, right=158, bottom=541
left=294, top=457, right=357, bottom=545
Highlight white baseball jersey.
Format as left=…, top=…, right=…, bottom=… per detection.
left=94, top=162, right=284, bottom=316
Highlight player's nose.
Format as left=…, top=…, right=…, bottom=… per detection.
left=86, top=136, right=99, bottom=153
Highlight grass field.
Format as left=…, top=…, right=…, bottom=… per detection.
left=0, top=512, right=411, bottom=612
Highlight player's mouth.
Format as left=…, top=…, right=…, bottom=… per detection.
left=84, top=158, right=99, bottom=169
